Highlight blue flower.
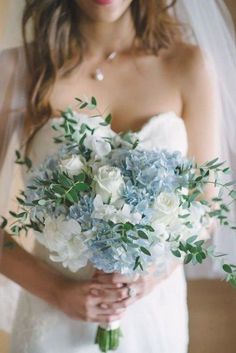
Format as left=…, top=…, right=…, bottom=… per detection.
left=69, top=195, right=94, bottom=231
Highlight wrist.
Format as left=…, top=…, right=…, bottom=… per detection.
left=30, top=258, right=65, bottom=308
left=43, top=266, right=65, bottom=307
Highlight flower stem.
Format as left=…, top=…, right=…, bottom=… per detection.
left=95, top=326, right=122, bottom=352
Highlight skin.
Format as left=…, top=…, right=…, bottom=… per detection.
left=1, top=0, right=218, bottom=325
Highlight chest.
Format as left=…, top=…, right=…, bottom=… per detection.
left=49, top=54, right=183, bottom=133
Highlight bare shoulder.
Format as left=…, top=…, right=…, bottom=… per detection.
left=160, top=42, right=216, bottom=87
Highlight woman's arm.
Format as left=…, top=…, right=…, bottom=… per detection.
left=0, top=233, right=129, bottom=323
left=0, top=233, right=62, bottom=305
left=181, top=45, right=219, bottom=200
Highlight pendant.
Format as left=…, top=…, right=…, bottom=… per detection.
left=94, top=68, right=104, bottom=81
left=107, top=51, right=117, bottom=60
left=93, top=51, right=117, bottom=81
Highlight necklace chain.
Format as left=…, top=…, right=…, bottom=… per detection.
left=93, top=51, right=117, bottom=81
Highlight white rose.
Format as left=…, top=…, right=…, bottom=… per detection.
left=60, top=155, right=84, bottom=177
left=94, top=166, right=125, bottom=203
left=152, top=192, right=179, bottom=226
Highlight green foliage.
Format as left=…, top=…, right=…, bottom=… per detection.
left=75, top=96, right=97, bottom=110
left=15, top=150, right=32, bottom=171
left=224, top=265, right=236, bottom=288
left=223, top=264, right=233, bottom=274
left=0, top=216, right=8, bottom=229
left=100, top=114, right=112, bottom=126
left=95, top=326, right=122, bottom=352
left=169, top=234, right=209, bottom=266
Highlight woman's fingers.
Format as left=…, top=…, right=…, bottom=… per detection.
left=97, top=301, right=128, bottom=312
left=89, top=281, right=121, bottom=291
left=95, top=273, right=139, bottom=285
left=82, top=273, right=159, bottom=324
left=97, top=287, right=129, bottom=302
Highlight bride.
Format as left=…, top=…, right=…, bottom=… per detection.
left=0, top=0, right=235, bottom=352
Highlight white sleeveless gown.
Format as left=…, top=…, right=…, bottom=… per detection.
left=10, top=112, right=189, bottom=353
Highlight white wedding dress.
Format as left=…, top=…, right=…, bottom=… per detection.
left=9, top=112, right=189, bottom=353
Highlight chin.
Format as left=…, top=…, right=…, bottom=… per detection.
left=76, top=0, right=134, bottom=23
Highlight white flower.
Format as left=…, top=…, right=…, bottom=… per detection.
left=50, top=236, right=88, bottom=272
left=84, top=133, right=112, bottom=158
left=92, top=195, right=142, bottom=224
left=120, top=204, right=142, bottom=224
left=60, top=155, right=84, bottom=177
left=72, top=114, right=115, bottom=158
left=152, top=192, right=179, bottom=226
left=94, top=166, right=125, bottom=204
left=35, top=216, right=89, bottom=272
left=151, top=223, right=169, bottom=241
left=168, top=202, right=210, bottom=241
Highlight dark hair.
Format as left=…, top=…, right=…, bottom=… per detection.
left=23, top=0, right=181, bottom=136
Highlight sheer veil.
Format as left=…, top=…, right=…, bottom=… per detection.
left=0, top=0, right=236, bottom=332
left=176, top=0, right=236, bottom=277
left=0, top=48, right=28, bottom=334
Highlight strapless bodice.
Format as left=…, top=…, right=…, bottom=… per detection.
left=28, top=112, right=188, bottom=169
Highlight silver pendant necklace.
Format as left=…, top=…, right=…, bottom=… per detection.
left=93, top=51, right=117, bottom=81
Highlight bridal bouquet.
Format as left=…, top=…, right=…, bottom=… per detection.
left=2, top=97, right=236, bottom=352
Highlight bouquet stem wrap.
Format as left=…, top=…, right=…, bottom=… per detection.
left=95, top=321, right=122, bottom=352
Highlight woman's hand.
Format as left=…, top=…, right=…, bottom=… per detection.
left=93, top=266, right=163, bottom=309
left=55, top=276, right=130, bottom=323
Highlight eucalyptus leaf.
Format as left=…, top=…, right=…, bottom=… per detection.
left=140, top=247, right=151, bottom=256
left=184, top=253, right=193, bottom=264
left=229, top=190, right=236, bottom=199
left=138, top=230, right=148, bottom=240
left=225, top=180, right=236, bottom=187
left=223, top=264, right=233, bottom=274
left=204, top=158, right=219, bottom=167
left=187, top=235, right=198, bottom=244
left=38, top=199, right=47, bottom=206
left=91, top=96, right=97, bottom=106
left=0, top=217, right=8, bottom=229
left=171, top=249, right=181, bottom=258
left=196, top=253, right=203, bottom=264
left=74, top=183, right=90, bottom=192
left=229, top=276, right=236, bottom=288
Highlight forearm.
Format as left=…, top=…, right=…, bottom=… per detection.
left=0, top=232, right=61, bottom=306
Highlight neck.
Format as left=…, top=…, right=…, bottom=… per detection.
left=78, top=8, right=136, bottom=59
